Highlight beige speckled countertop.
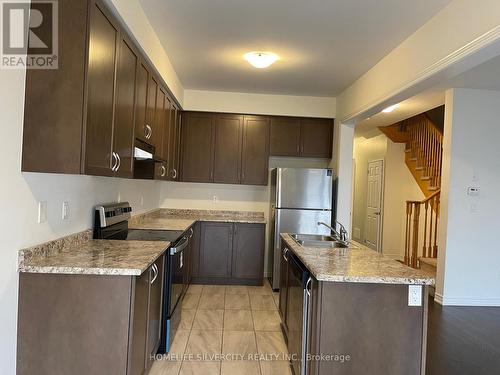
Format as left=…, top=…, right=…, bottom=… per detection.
left=281, top=233, right=435, bottom=285
left=19, top=239, right=170, bottom=276
left=18, top=208, right=266, bottom=276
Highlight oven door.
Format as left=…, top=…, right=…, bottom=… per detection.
left=169, top=235, right=189, bottom=315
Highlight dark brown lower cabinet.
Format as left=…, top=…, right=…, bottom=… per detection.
left=279, top=244, right=428, bottom=375
left=17, top=255, right=165, bottom=375
left=191, top=222, right=265, bottom=285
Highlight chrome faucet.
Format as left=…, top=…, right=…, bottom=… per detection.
left=318, top=221, right=349, bottom=243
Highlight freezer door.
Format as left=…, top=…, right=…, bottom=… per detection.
left=272, top=209, right=331, bottom=289
left=277, top=168, right=333, bottom=209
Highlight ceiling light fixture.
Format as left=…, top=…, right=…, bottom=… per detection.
left=382, top=104, right=399, bottom=113
left=243, top=51, right=279, bottom=69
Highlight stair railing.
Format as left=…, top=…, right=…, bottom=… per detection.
left=405, top=190, right=440, bottom=268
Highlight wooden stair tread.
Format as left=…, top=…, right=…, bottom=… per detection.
left=421, top=176, right=431, bottom=181
left=419, top=257, right=437, bottom=267
left=428, top=186, right=439, bottom=191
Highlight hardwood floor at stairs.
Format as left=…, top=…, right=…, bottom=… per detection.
left=426, top=298, right=500, bottom=375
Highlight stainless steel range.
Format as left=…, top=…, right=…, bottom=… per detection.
left=93, top=202, right=191, bottom=354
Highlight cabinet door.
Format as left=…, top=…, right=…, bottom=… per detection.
left=279, top=246, right=289, bottom=325
left=190, top=222, right=201, bottom=278
left=112, top=36, right=137, bottom=178
left=135, top=60, right=149, bottom=143
left=300, top=118, right=333, bottom=158
left=213, top=114, right=243, bottom=184
left=241, top=116, right=270, bottom=185
left=147, top=255, right=164, bottom=363
left=199, top=222, right=233, bottom=278
left=232, top=223, right=265, bottom=279
left=169, top=104, right=182, bottom=181
left=129, top=269, right=149, bottom=375
left=84, top=0, right=119, bottom=176
left=146, top=75, right=158, bottom=148
left=161, top=95, right=173, bottom=169
left=180, top=112, right=214, bottom=182
left=270, top=117, right=301, bottom=156
left=155, top=87, right=167, bottom=161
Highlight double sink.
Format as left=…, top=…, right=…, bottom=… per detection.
left=290, top=233, right=349, bottom=248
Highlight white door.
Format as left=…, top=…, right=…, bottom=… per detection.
left=365, top=160, right=384, bottom=251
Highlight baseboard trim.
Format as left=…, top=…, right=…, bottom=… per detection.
left=435, top=293, right=500, bottom=306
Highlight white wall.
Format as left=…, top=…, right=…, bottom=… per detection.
left=184, top=89, right=336, bottom=118
left=0, top=69, right=162, bottom=375
left=437, top=88, right=500, bottom=306
left=159, top=157, right=330, bottom=277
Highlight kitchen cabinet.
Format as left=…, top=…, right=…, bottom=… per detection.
left=83, top=0, right=120, bottom=177
left=278, top=246, right=290, bottom=328
left=232, top=223, right=265, bottom=279
left=112, top=36, right=138, bottom=178
left=17, top=254, right=166, bottom=375
left=168, top=104, right=182, bottom=181
left=199, top=222, right=233, bottom=278
left=300, top=118, right=333, bottom=158
left=21, top=0, right=183, bottom=178
left=241, top=115, right=270, bottom=185
left=270, top=117, right=301, bottom=156
left=180, top=112, right=215, bottom=182
left=192, top=222, right=265, bottom=285
left=213, top=114, right=243, bottom=184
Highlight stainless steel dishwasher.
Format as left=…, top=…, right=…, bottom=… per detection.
left=286, top=252, right=313, bottom=375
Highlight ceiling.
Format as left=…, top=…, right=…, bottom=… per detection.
left=139, top=0, right=451, bottom=97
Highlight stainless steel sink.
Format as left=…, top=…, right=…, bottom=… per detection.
left=291, top=233, right=349, bottom=248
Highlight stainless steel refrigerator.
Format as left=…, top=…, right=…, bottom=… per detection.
left=269, top=168, right=334, bottom=290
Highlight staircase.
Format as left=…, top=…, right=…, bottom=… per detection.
left=380, top=112, right=443, bottom=271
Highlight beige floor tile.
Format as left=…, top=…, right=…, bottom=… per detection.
left=260, top=360, right=292, bottom=375
left=179, top=309, right=196, bottom=330
left=185, top=330, right=223, bottom=356
left=252, top=310, right=281, bottom=331
left=202, top=285, right=226, bottom=295
left=167, top=329, right=190, bottom=359
left=198, top=293, right=225, bottom=309
left=192, top=309, right=224, bottom=330
left=186, top=284, right=203, bottom=295
left=247, top=281, right=272, bottom=295
left=255, top=332, right=288, bottom=355
left=225, top=285, right=248, bottom=295
left=223, top=309, right=254, bottom=331
left=225, top=294, right=251, bottom=309
left=150, top=360, right=182, bottom=375
left=179, top=361, right=221, bottom=375
left=182, top=293, right=200, bottom=309
left=221, top=360, right=261, bottom=375
left=250, top=294, right=277, bottom=310
left=222, top=331, right=258, bottom=357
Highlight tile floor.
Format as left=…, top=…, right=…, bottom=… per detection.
left=149, top=279, right=292, bottom=375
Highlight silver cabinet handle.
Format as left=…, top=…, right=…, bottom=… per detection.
left=111, top=152, right=118, bottom=171
left=189, top=227, right=194, bottom=239
left=150, top=263, right=158, bottom=284
left=116, top=153, right=121, bottom=172
left=283, top=247, right=289, bottom=261
left=173, top=168, right=177, bottom=179
left=145, top=124, right=152, bottom=139
left=160, top=165, right=166, bottom=177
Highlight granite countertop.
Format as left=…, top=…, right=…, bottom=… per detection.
left=281, top=233, right=435, bottom=285
left=19, top=239, right=170, bottom=276
left=129, top=218, right=197, bottom=231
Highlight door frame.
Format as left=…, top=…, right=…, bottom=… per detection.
left=365, top=158, right=385, bottom=252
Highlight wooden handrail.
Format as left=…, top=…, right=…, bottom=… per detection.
left=406, top=190, right=441, bottom=204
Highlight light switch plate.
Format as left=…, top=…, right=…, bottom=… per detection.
left=408, top=285, right=422, bottom=306
left=62, top=201, right=69, bottom=220
left=38, top=201, right=47, bottom=224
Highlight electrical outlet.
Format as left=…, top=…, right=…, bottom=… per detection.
left=213, top=195, right=218, bottom=204
left=38, top=201, right=47, bottom=224
left=140, top=195, right=144, bottom=207
left=408, top=285, right=422, bottom=306
left=62, top=201, right=69, bottom=220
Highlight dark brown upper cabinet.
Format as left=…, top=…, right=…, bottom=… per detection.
left=300, top=118, right=333, bottom=158
left=270, top=117, right=301, bottom=156
left=241, top=115, right=270, bottom=185
left=134, top=60, right=149, bottom=144
left=83, top=0, right=120, bottom=177
left=21, top=0, right=183, bottom=177
left=180, top=112, right=215, bottom=183
left=213, top=114, right=243, bottom=184
left=112, top=36, right=138, bottom=178
left=168, top=104, right=182, bottom=181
